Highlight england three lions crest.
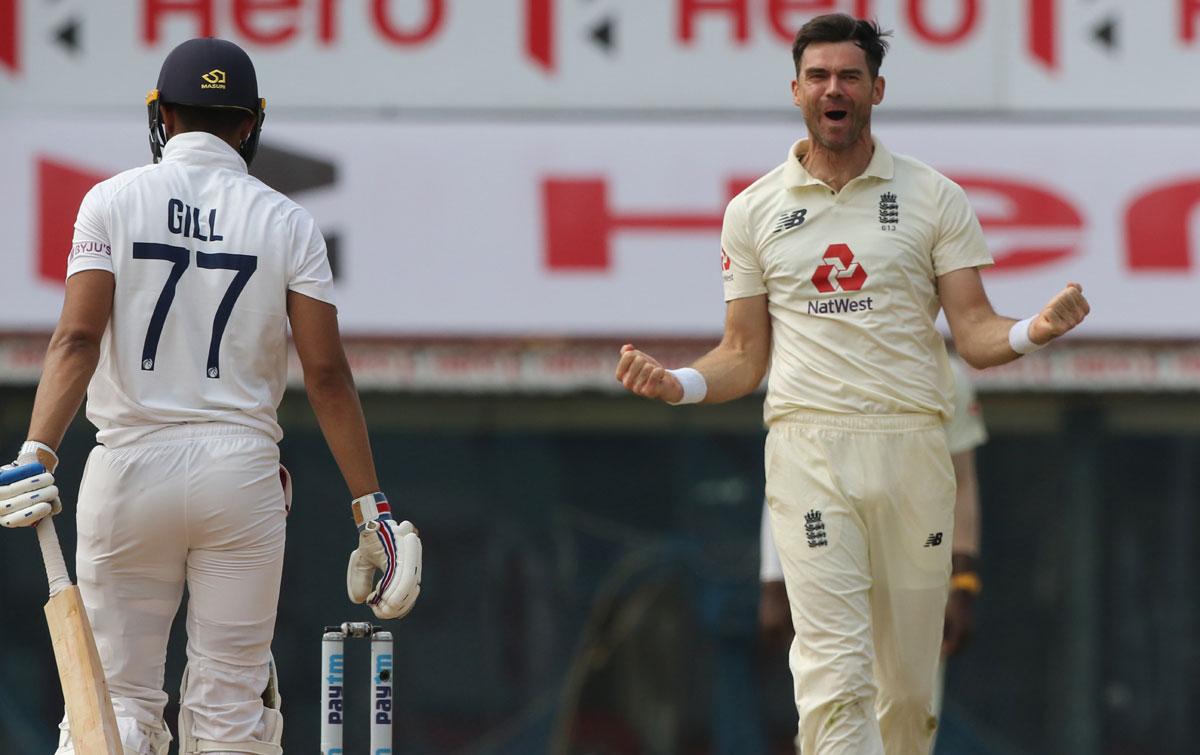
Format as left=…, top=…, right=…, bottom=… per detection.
left=879, top=192, right=899, bottom=231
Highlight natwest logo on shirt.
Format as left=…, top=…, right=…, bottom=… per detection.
left=811, top=243, right=867, bottom=293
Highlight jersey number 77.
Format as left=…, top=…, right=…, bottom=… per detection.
left=132, top=242, right=258, bottom=379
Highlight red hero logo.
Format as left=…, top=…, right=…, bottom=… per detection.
left=811, top=243, right=867, bottom=293
left=720, top=248, right=731, bottom=271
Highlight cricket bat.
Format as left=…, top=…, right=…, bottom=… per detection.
left=35, top=515, right=123, bottom=754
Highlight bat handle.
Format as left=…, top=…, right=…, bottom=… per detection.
left=36, top=517, right=73, bottom=597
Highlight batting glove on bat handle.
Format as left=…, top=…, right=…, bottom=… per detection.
left=0, top=462, right=61, bottom=528
left=346, top=492, right=422, bottom=620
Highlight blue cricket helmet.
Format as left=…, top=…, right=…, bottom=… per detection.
left=146, top=37, right=267, bottom=165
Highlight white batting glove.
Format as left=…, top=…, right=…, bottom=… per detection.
left=0, top=442, right=61, bottom=528
left=346, top=492, right=422, bottom=620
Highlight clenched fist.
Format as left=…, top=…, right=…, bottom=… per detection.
left=1029, top=282, right=1090, bottom=345
left=615, top=344, right=684, bottom=402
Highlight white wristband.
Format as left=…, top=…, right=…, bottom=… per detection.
left=350, top=491, right=392, bottom=532
left=19, top=440, right=57, bottom=467
left=1007, top=316, right=1044, bottom=355
left=666, top=367, right=708, bottom=405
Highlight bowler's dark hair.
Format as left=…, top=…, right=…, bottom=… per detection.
left=792, top=14, right=891, bottom=78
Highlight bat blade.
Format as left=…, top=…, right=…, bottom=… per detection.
left=44, top=585, right=123, bottom=754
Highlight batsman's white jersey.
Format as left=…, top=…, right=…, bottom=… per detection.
left=57, top=131, right=332, bottom=753
left=68, top=131, right=334, bottom=447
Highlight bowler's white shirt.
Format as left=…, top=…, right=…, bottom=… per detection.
left=67, top=132, right=334, bottom=446
left=721, top=137, right=993, bottom=424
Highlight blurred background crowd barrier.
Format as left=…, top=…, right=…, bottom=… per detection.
left=2, top=1, right=1199, bottom=752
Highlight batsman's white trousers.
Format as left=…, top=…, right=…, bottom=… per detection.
left=70, top=423, right=286, bottom=753
left=765, top=412, right=954, bottom=755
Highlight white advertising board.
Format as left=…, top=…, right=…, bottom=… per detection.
left=1, top=0, right=1198, bottom=112
left=1, top=117, right=1197, bottom=338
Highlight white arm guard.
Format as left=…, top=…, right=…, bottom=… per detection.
left=346, top=493, right=422, bottom=620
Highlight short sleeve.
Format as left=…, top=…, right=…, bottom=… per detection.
left=66, top=183, right=114, bottom=278
left=944, top=357, right=988, bottom=454
left=286, top=205, right=335, bottom=306
left=721, top=195, right=767, bottom=302
left=932, top=180, right=992, bottom=277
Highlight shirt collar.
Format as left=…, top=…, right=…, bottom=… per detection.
left=782, top=135, right=895, bottom=189
left=160, top=132, right=248, bottom=173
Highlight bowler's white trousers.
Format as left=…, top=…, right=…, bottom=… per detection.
left=69, top=423, right=286, bottom=753
left=765, top=412, right=954, bottom=755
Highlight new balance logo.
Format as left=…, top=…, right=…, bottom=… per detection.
left=805, top=509, right=828, bottom=548
left=773, top=208, right=808, bottom=234
left=879, top=192, right=899, bottom=229
left=924, top=532, right=943, bottom=547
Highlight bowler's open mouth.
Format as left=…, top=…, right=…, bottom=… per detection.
left=825, top=110, right=848, bottom=121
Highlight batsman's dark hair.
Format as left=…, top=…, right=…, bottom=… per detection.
left=792, top=13, right=891, bottom=78
left=165, top=103, right=254, bottom=144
